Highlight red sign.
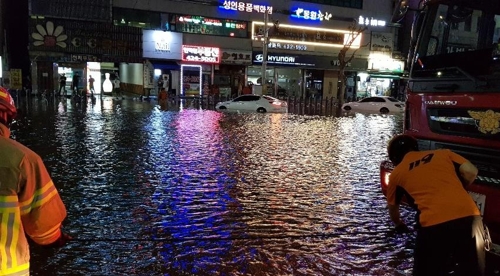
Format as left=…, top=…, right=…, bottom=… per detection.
left=182, top=45, right=220, bottom=63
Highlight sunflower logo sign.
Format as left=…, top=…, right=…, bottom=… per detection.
left=31, top=21, right=67, bottom=48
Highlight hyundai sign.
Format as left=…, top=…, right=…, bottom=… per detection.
left=252, top=52, right=316, bottom=67
left=252, top=51, right=368, bottom=69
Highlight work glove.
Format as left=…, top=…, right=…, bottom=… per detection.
left=395, top=223, right=410, bottom=233
left=45, top=231, right=73, bottom=248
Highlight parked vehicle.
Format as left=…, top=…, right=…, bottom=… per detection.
left=215, top=94, right=287, bottom=113
left=342, top=96, right=404, bottom=114
left=381, top=0, right=500, bottom=267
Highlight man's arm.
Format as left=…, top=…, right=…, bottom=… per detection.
left=459, top=161, right=478, bottom=187
left=388, top=204, right=404, bottom=226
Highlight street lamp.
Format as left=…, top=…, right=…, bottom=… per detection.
left=260, top=10, right=269, bottom=96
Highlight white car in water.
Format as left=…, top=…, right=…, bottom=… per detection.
left=216, top=95, right=288, bottom=113
left=342, top=96, right=405, bottom=114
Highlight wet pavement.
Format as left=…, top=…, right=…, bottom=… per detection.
left=10, top=96, right=414, bottom=275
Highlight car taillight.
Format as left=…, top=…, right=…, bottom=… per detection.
left=382, top=171, right=390, bottom=187
left=272, top=101, right=282, bottom=106
left=380, top=160, right=394, bottom=197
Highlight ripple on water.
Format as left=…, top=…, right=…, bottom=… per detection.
left=12, top=99, right=412, bottom=275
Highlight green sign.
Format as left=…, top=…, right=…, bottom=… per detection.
left=174, top=15, right=248, bottom=38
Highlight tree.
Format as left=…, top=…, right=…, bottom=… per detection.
left=336, top=19, right=368, bottom=115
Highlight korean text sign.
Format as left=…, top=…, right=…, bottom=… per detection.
left=182, top=45, right=221, bottom=63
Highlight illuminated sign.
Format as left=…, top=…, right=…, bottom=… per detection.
left=291, top=8, right=333, bottom=21
left=268, top=42, right=308, bottom=51
left=155, top=40, right=170, bottom=52
left=174, top=15, right=247, bottom=38
left=358, top=16, right=386, bottom=27
left=253, top=52, right=315, bottom=67
left=182, top=45, right=220, bottom=63
left=252, top=52, right=361, bottom=68
left=252, top=22, right=361, bottom=48
left=143, top=30, right=183, bottom=59
left=220, top=1, right=273, bottom=14
left=180, top=64, right=202, bottom=97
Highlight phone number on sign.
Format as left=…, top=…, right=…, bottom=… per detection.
left=185, top=55, right=219, bottom=63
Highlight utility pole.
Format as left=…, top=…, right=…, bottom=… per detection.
left=261, top=10, right=269, bottom=96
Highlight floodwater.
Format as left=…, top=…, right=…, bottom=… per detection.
left=10, top=96, right=415, bottom=276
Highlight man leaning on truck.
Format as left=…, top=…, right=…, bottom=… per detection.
left=386, top=134, right=486, bottom=276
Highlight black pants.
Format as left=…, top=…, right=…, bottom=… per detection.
left=413, top=215, right=485, bottom=276
left=59, top=84, right=66, bottom=94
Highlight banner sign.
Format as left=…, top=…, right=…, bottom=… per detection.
left=220, top=50, right=252, bottom=64
left=182, top=45, right=220, bottom=63
left=370, top=32, right=393, bottom=52
left=28, top=19, right=142, bottom=60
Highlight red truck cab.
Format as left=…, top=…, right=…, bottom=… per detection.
left=381, top=0, right=500, bottom=266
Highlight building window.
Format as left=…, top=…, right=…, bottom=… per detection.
left=296, top=0, right=362, bottom=9
left=113, top=8, right=161, bottom=29
left=30, top=0, right=112, bottom=21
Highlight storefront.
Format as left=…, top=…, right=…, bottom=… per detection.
left=171, top=14, right=252, bottom=98
left=28, top=18, right=142, bottom=94
left=250, top=19, right=368, bottom=98
left=251, top=51, right=367, bottom=98
left=216, top=49, right=252, bottom=97
left=142, top=30, right=183, bottom=96
left=358, top=50, right=405, bottom=99
left=180, top=45, right=220, bottom=97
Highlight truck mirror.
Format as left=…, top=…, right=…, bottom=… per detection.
left=392, top=0, right=409, bottom=23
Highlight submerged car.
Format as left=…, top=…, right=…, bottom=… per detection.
left=216, top=95, right=288, bottom=113
left=342, top=96, right=404, bottom=114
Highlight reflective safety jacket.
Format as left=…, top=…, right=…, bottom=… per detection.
left=0, top=123, right=67, bottom=275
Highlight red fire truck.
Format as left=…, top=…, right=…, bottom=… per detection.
left=380, top=0, right=500, bottom=268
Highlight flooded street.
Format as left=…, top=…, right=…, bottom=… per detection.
left=12, top=97, right=414, bottom=275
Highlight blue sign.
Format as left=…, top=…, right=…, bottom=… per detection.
left=291, top=8, right=332, bottom=21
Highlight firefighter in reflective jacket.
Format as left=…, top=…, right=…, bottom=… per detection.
left=0, top=87, right=71, bottom=275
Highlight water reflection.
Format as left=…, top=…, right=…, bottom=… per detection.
left=10, top=98, right=415, bottom=275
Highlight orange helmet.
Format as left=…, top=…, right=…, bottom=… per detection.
left=0, top=87, right=17, bottom=122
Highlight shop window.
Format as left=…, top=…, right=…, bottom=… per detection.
left=113, top=8, right=161, bottom=29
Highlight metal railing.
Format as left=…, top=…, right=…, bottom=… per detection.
left=173, top=95, right=340, bottom=116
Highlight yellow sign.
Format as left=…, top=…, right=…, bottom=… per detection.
left=251, top=22, right=362, bottom=48
left=10, top=69, right=22, bottom=90
left=468, top=110, right=500, bottom=134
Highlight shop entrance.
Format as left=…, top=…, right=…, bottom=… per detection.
left=247, top=66, right=302, bottom=97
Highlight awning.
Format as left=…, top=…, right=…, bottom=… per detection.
left=150, top=60, right=180, bottom=71
left=369, top=74, right=401, bottom=79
